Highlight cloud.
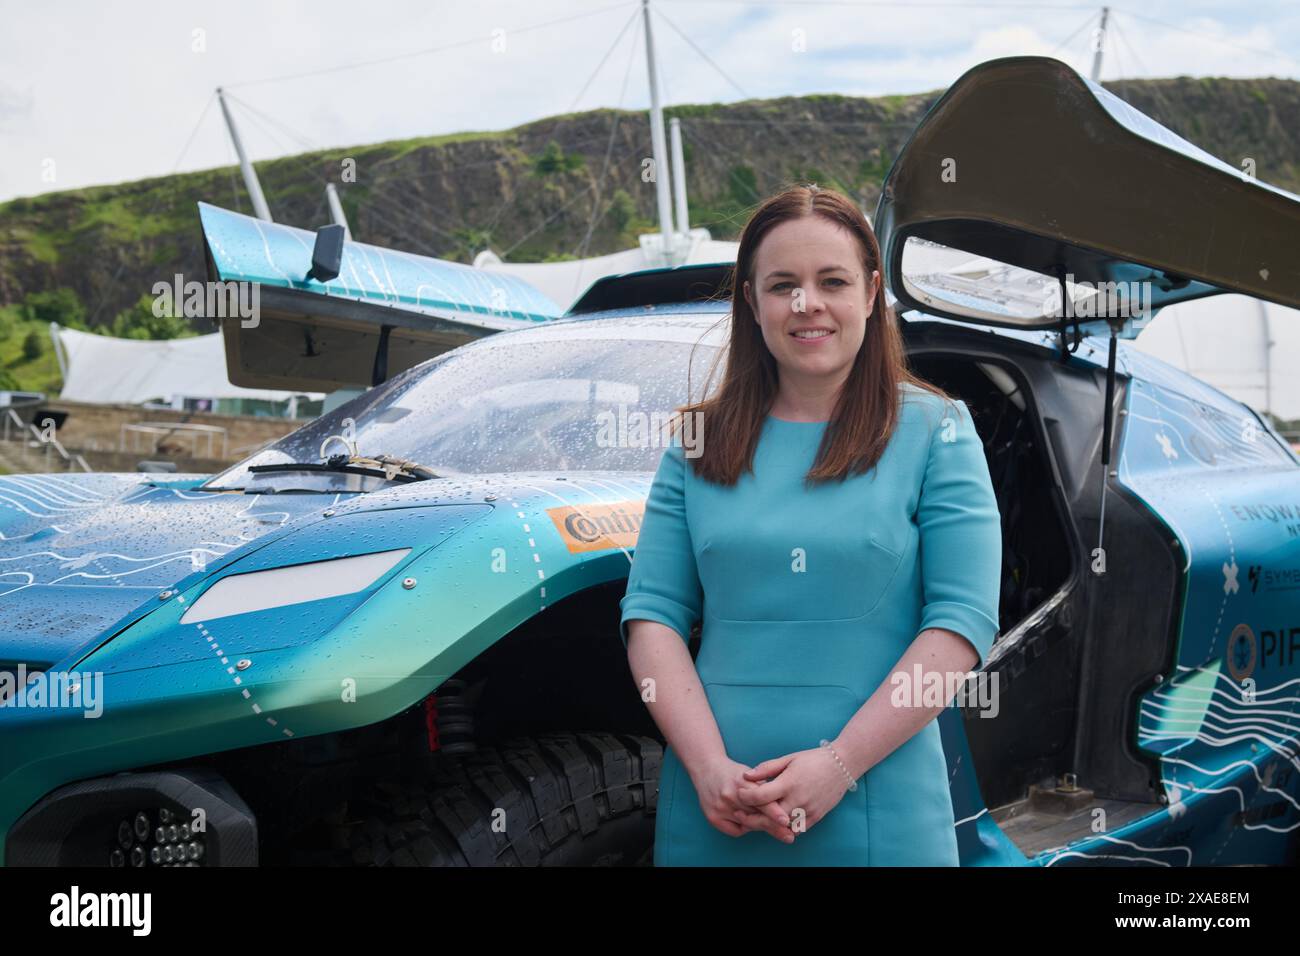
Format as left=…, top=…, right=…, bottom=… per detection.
left=0, top=82, right=35, bottom=132
left=0, top=0, right=1296, bottom=203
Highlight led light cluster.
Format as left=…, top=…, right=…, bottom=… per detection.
left=109, top=807, right=206, bottom=867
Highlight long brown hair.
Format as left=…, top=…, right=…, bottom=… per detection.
left=679, top=183, right=952, bottom=486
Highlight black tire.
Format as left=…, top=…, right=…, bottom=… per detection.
left=348, top=732, right=662, bottom=866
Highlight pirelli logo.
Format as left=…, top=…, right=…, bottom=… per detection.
left=546, top=501, right=645, bottom=553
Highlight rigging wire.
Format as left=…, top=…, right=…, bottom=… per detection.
left=1109, top=12, right=1196, bottom=127
left=575, top=11, right=646, bottom=264
left=481, top=5, right=645, bottom=262
left=651, top=4, right=854, bottom=215
left=1116, top=7, right=1300, bottom=68
left=570, top=5, right=643, bottom=113
left=225, top=2, right=639, bottom=90
left=653, top=5, right=751, bottom=99
left=222, top=91, right=318, bottom=153
left=1048, top=7, right=1101, bottom=62
left=86, top=91, right=218, bottom=327
left=499, top=137, right=654, bottom=259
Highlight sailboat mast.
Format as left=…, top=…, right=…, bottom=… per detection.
left=669, top=117, right=690, bottom=241
left=217, top=87, right=273, bottom=222
left=641, top=0, right=676, bottom=263
left=1090, top=7, right=1109, bottom=83
left=325, top=183, right=352, bottom=239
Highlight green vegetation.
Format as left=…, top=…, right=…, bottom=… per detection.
left=448, top=227, right=494, bottom=263
left=24, top=284, right=198, bottom=343
left=858, top=149, right=894, bottom=186
left=687, top=164, right=763, bottom=238
left=109, top=293, right=198, bottom=340
left=607, top=188, right=637, bottom=233
left=728, top=164, right=760, bottom=206
left=0, top=304, right=63, bottom=392
left=530, top=140, right=586, bottom=175
left=20, top=287, right=87, bottom=328
left=787, top=167, right=856, bottom=196
left=876, top=94, right=910, bottom=119
left=0, top=286, right=199, bottom=391
left=21, top=330, right=44, bottom=361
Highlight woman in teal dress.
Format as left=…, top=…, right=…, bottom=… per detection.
left=619, top=184, right=1003, bottom=866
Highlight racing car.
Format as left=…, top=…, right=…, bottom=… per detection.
left=2, top=56, right=1298, bottom=866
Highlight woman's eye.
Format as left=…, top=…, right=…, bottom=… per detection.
left=769, top=278, right=846, bottom=292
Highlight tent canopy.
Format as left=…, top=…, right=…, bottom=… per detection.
left=475, top=232, right=741, bottom=312
left=53, top=326, right=322, bottom=405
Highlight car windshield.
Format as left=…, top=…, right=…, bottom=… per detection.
left=203, top=320, right=724, bottom=492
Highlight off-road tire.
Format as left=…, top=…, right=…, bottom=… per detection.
left=348, top=732, right=662, bottom=866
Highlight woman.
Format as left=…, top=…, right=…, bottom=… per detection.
left=618, top=183, right=1003, bottom=866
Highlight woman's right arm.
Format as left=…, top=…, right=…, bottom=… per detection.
left=623, top=619, right=732, bottom=788
left=619, top=441, right=726, bottom=781
left=619, top=443, right=793, bottom=842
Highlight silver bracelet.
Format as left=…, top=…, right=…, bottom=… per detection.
left=819, top=739, right=858, bottom=792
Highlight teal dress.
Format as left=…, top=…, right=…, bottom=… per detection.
left=619, top=385, right=1002, bottom=866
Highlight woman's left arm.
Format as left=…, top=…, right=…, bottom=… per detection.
left=737, top=397, right=1002, bottom=818
left=833, top=396, right=1003, bottom=779
left=737, top=626, right=979, bottom=822
left=829, top=627, right=977, bottom=780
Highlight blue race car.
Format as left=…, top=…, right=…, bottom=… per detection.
left=2, top=56, right=1298, bottom=867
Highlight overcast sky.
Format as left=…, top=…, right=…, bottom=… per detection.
left=1, top=0, right=1298, bottom=203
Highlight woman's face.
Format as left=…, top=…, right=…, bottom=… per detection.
left=743, top=215, right=879, bottom=387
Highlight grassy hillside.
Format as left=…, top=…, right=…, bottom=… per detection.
left=2, top=75, right=1300, bottom=395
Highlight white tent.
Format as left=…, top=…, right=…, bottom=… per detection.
left=474, top=230, right=740, bottom=312
left=1133, top=294, right=1300, bottom=422
left=51, top=326, right=323, bottom=406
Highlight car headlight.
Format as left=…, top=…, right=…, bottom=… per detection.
left=179, top=548, right=411, bottom=624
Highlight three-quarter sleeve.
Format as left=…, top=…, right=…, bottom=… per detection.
left=619, top=441, right=703, bottom=649
left=915, top=397, right=1003, bottom=667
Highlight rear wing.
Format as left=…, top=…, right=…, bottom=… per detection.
left=565, top=263, right=734, bottom=315
left=199, top=202, right=563, bottom=392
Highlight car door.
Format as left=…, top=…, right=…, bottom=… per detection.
left=873, top=55, right=1300, bottom=339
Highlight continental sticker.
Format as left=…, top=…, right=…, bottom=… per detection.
left=546, top=501, right=645, bottom=553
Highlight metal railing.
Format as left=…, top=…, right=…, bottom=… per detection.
left=119, top=422, right=229, bottom=460
left=1, top=409, right=92, bottom=472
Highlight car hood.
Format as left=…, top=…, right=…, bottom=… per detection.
left=0, top=473, right=348, bottom=667
left=0, top=468, right=655, bottom=670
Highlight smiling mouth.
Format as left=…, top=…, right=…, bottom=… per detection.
left=790, top=329, right=834, bottom=340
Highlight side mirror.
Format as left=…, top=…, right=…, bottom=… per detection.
left=306, top=223, right=346, bottom=283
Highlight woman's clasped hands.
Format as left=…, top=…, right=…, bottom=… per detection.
left=691, top=748, right=856, bottom=844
